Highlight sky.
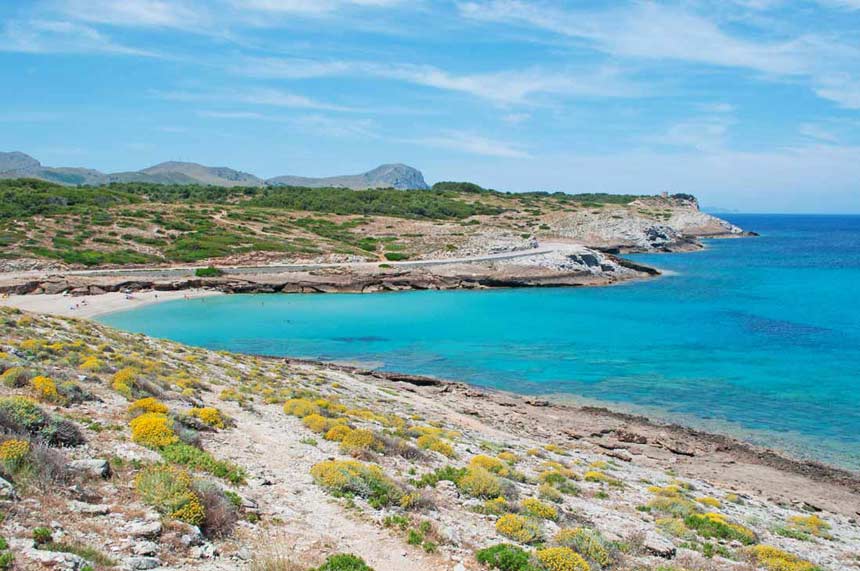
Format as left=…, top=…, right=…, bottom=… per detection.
left=1, top=0, right=859, bottom=213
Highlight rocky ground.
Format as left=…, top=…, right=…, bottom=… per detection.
left=0, top=307, right=856, bottom=571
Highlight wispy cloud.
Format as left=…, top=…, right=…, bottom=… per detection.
left=231, top=0, right=405, bottom=15
left=54, top=0, right=207, bottom=29
left=458, top=1, right=860, bottom=109
left=799, top=123, right=839, bottom=142
left=157, top=87, right=356, bottom=112
left=237, top=57, right=644, bottom=105
left=409, top=131, right=530, bottom=158
left=0, top=19, right=157, bottom=56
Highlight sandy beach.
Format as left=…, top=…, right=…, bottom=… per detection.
left=0, top=288, right=222, bottom=319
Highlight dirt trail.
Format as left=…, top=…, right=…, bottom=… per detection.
left=207, top=397, right=454, bottom=571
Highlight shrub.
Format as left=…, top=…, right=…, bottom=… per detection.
left=413, top=465, right=467, bottom=488
left=303, top=414, right=333, bottom=433
left=498, top=451, right=518, bottom=464
left=538, top=483, right=563, bottom=503
left=583, top=471, right=621, bottom=487
left=482, top=496, right=509, bottom=515
left=787, top=515, right=830, bottom=538
left=78, top=356, right=102, bottom=371
left=112, top=367, right=136, bottom=398
left=195, top=266, right=224, bottom=277
left=521, top=498, right=558, bottom=521
left=135, top=464, right=205, bottom=525
left=696, top=496, right=721, bottom=508
left=416, top=434, right=455, bottom=458
left=554, top=528, right=610, bottom=568
left=470, top=454, right=507, bottom=475
left=0, top=438, right=29, bottom=472
left=189, top=407, right=226, bottom=429
left=534, top=547, right=590, bottom=571
left=0, top=366, right=30, bottom=388
left=745, top=545, right=821, bottom=571
left=30, top=376, right=60, bottom=402
left=684, top=512, right=756, bottom=545
left=310, top=460, right=402, bottom=508
left=160, top=442, right=246, bottom=485
left=283, top=398, right=318, bottom=417
left=194, top=480, right=239, bottom=538
left=475, top=543, right=533, bottom=571
left=340, top=429, right=377, bottom=454
left=314, top=554, right=374, bottom=571
left=325, top=424, right=353, bottom=442
left=496, top=514, right=542, bottom=544
left=32, top=527, right=53, bottom=545
left=128, top=397, right=168, bottom=416
left=459, top=466, right=503, bottom=499
left=0, top=396, right=84, bottom=446
left=130, top=412, right=178, bottom=448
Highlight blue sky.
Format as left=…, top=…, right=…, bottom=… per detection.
left=1, top=0, right=859, bottom=212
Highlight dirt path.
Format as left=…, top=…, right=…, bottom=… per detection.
left=207, top=397, right=455, bottom=571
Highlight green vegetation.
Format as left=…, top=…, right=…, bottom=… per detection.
left=195, top=265, right=225, bottom=277
left=314, top=554, right=374, bottom=571
left=475, top=543, right=534, bottom=571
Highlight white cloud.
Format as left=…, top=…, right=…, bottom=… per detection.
left=157, top=87, right=355, bottom=112
left=197, top=110, right=266, bottom=119
left=650, top=117, right=732, bottom=152
left=458, top=1, right=860, bottom=109
left=54, top=0, right=206, bottom=29
left=409, top=131, right=530, bottom=158
left=798, top=123, right=839, bottom=142
left=237, top=57, right=644, bottom=105
left=231, top=0, right=403, bottom=15
left=0, top=19, right=156, bottom=56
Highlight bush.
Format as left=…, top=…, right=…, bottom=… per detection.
left=340, top=429, right=377, bottom=454
left=314, top=553, right=374, bottom=571
left=554, top=528, right=610, bottom=568
left=130, top=413, right=178, bottom=448
left=745, top=545, right=821, bottom=571
left=32, top=527, right=53, bottom=545
left=195, top=266, right=224, bottom=277
left=521, top=498, right=557, bottom=521
left=283, top=398, right=318, bottom=417
left=189, top=407, right=226, bottom=429
left=135, top=464, right=205, bottom=525
left=787, top=514, right=830, bottom=538
left=30, top=376, right=60, bottom=402
left=193, top=480, right=239, bottom=538
left=684, top=512, right=756, bottom=545
left=413, top=465, right=467, bottom=488
left=583, top=471, right=621, bottom=487
left=160, top=442, right=246, bottom=484
left=496, top=514, right=542, bottom=544
left=310, top=460, right=402, bottom=508
left=459, top=466, right=503, bottom=499
left=534, top=547, right=590, bottom=571
left=0, top=438, right=30, bottom=472
left=416, top=434, right=455, bottom=457
left=324, top=424, right=353, bottom=442
left=0, top=366, right=30, bottom=388
left=0, top=397, right=84, bottom=446
left=475, top=543, right=533, bottom=571
left=112, top=367, right=137, bottom=398
left=128, top=397, right=168, bottom=416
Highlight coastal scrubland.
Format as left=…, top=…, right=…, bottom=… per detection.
left=0, top=178, right=726, bottom=270
left=0, top=306, right=857, bottom=570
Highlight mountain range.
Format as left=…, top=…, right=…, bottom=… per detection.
left=0, top=151, right=429, bottom=190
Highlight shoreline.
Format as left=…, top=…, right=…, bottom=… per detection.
left=2, top=288, right=859, bottom=517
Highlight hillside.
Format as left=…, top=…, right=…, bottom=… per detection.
left=0, top=178, right=745, bottom=277
left=0, top=307, right=856, bottom=570
left=0, top=152, right=427, bottom=190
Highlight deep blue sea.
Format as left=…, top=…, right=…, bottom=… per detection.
left=99, top=215, right=860, bottom=470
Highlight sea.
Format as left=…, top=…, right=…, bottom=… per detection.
left=98, top=214, right=860, bottom=471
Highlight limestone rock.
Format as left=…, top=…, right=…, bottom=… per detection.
left=68, top=458, right=112, bottom=479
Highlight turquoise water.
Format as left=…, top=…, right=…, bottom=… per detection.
left=99, top=215, right=860, bottom=470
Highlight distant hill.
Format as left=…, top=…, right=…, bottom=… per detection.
left=268, top=163, right=428, bottom=190
left=0, top=151, right=428, bottom=190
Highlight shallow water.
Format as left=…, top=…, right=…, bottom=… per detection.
left=99, top=214, right=860, bottom=470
